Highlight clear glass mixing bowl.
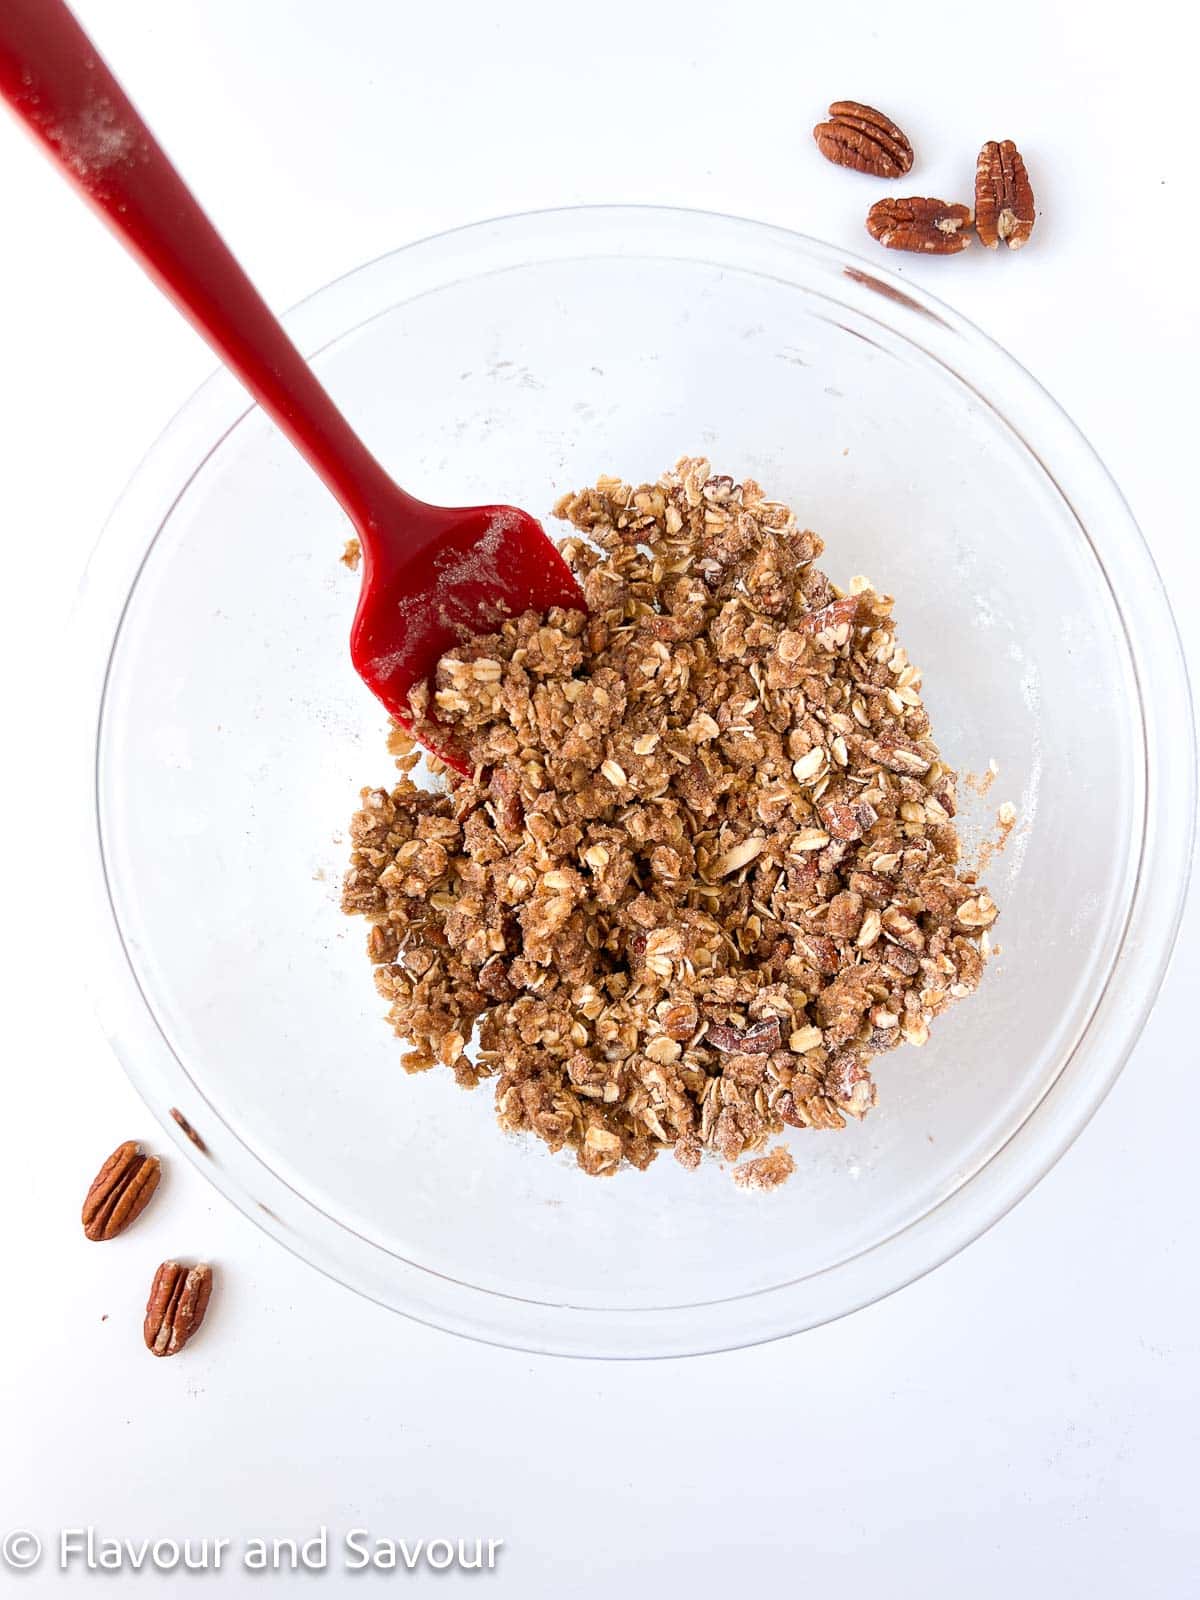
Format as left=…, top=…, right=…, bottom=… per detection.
left=79, top=207, right=1195, bottom=1357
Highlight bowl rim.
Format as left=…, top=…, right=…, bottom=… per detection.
left=78, top=204, right=1197, bottom=1358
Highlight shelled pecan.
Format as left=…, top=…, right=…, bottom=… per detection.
left=144, top=1261, right=214, bottom=1357
left=813, top=100, right=914, bottom=177
left=81, top=1141, right=161, bottom=1241
left=866, top=196, right=973, bottom=254
left=975, top=140, right=1035, bottom=249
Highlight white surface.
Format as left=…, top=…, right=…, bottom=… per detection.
left=1, top=0, right=1196, bottom=1592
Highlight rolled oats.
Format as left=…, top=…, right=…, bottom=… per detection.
left=342, top=461, right=997, bottom=1181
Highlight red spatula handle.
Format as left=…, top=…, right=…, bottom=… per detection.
left=0, top=0, right=405, bottom=532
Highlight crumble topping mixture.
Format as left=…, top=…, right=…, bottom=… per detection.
left=342, top=459, right=996, bottom=1179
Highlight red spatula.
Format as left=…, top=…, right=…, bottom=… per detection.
left=0, top=0, right=584, bottom=772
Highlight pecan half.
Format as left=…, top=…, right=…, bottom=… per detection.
left=813, top=101, right=914, bottom=177
left=82, top=1141, right=161, bottom=1241
left=975, top=140, right=1035, bottom=249
left=144, top=1261, right=214, bottom=1357
left=867, top=197, right=973, bottom=254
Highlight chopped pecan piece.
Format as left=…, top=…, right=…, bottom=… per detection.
left=367, top=923, right=400, bottom=964
left=488, top=766, right=524, bottom=837
left=662, top=1001, right=700, bottom=1040
left=826, top=1053, right=877, bottom=1118
left=776, top=1092, right=806, bottom=1129
left=820, top=797, right=877, bottom=841
left=477, top=954, right=515, bottom=999
left=850, top=870, right=893, bottom=904
left=794, top=931, right=841, bottom=975
left=705, top=1017, right=782, bottom=1055
left=797, top=594, right=860, bottom=637
left=862, top=734, right=933, bottom=775
left=884, top=944, right=921, bottom=977
left=825, top=890, right=864, bottom=941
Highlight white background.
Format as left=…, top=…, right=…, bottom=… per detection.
left=2, top=0, right=1198, bottom=1593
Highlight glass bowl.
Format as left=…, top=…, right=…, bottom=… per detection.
left=80, top=206, right=1195, bottom=1357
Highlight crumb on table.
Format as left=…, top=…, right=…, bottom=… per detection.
left=732, top=1145, right=796, bottom=1191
